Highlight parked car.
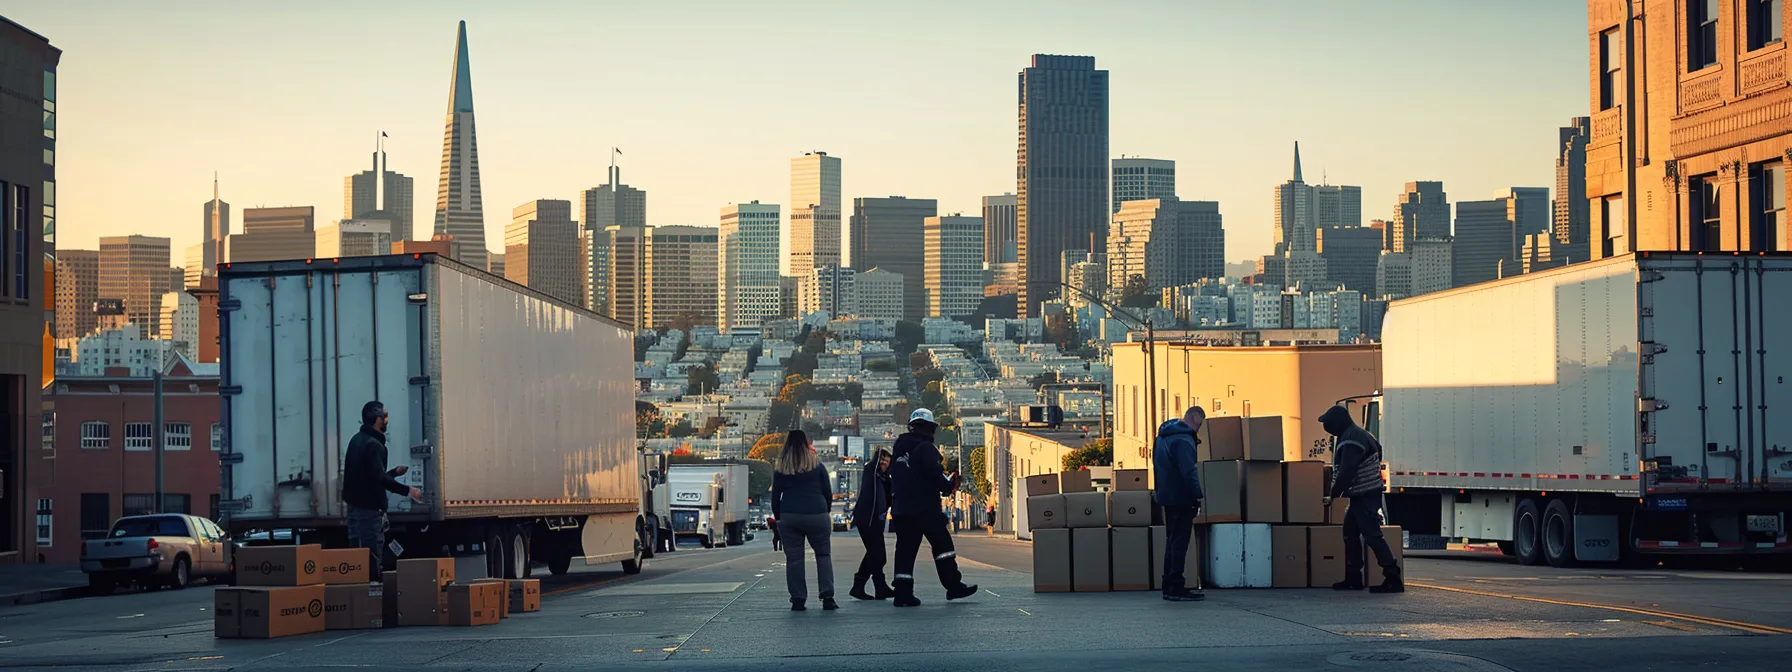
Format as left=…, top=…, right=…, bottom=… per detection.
left=832, top=514, right=850, bottom=532
left=81, top=514, right=233, bottom=593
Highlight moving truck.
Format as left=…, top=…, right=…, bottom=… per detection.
left=1360, top=253, right=1792, bottom=566
left=668, top=464, right=749, bottom=548
left=218, top=255, right=647, bottom=578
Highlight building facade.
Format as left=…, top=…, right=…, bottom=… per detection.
left=790, top=151, right=842, bottom=277
left=229, top=206, right=315, bottom=263
left=431, top=21, right=489, bottom=270
left=1375, top=251, right=1413, bottom=299
left=197, top=177, right=228, bottom=286
left=719, top=202, right=782, bottom=331
left=1017, top=55, right=1109, bottom=316
left=1452, top=199, right=1514, bottom=286
left=1107, top=198, right=1225, bottom=293
left=580, top=165, right=646, bottom=315
left=850, top=196, right=936, bottom=322
left=158, top=291, right=198, bottom=357
left=53, top=249, right=96, bottom=339
left=1391, top=181, right=1450, bottom=252
left=1411, top=238, right=1455, bottom=295
left=505, top=199, right=580, bottom=304
left=71, top=325, right=171, bottom=378
left=316, top=219, right=394, bottom=258
left=1554, top=117, right=1591, bottom=263
left=982, top=194, right=1018, bottom=266
left=855, top=268, right=905, bottom=322
left=1317, top=225, right=1382, bottom=294
left=1111, top=157, right=1176, bottom=213
left=344, top=150, right=414, bottom=242
left=643, top=225, right=719, bottom=327
left=606, top=225, right=646, bottom=328
left=98, top=236, right=172, bottom=338
left=923, top=215, right=985, bottom=320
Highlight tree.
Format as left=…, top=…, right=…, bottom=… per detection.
left=768, top=400, right=797, bottom=432
left=803, top=330, right=826, bottom=355
left=864, top=358, right=896, bottom=372
left=686, top=363, right=721, bottom=396
left=667, top=420, right=698, bottom=438
left=786, top=351, right=819, bottom=379
left=665, top=314, right=697, bottom=335
left=908, top=351, right=932, bottom=372
left=698, top=416, right=726, bottom=439
left=891, top=401, right=915, bottom=425
left=748, top=432, right=786, bottom=461
left=635, top=401, right=662, bottom=438
left=893, top=321, right=925, bottom=354
left=1120, top=274, right=1155, bottom=308
left=1062, top=438, right=1114, bottom=471
left=914, top=366, right=945, bottom=390
left=1043, top=313, right=1076, bottom=352
left=968, top=446, right=990, bottom=496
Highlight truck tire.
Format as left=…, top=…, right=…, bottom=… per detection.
left=547, top=550, right=572, bottom=576
left=1514, top=499, right=1544, bottom=566
left=168, top=557, right=191, bottom=590
left=640, top=516, right=656, bottom=560
left=1543, top=499, right=1577, bottom=568
left=88, top=574, right=114, bottom=595
left=621, top=538, right=644, bottom=575
left=702, top=535, right=714, bottom=549
left=486, top=532, right=507, bottom=579
left=506, top=530, right=531, bottom=579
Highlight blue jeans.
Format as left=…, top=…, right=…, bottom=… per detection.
left=346, top=505, right=386, bottom=582
left=1161, top=505, right=1198, bottom=594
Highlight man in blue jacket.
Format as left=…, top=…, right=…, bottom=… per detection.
left=1153, top=406, right=1207, bottom=602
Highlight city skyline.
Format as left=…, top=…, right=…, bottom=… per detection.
left=19, top=2, right=1586, bottom=263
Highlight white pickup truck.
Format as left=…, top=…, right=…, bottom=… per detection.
left=81, top=514, right=232, bottom=593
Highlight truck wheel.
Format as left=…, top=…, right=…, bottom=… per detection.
left=621, top=539, right=644, bottom=575
left=88, top=575, right=114, bottom=595
left=1514, top=499, right=1544, bottom=566
left=1543, top=499, right=1577, bottom=568
left=640, top=516, right=656, bottom=560
left=168, top=557, right=191, bottom=590
left=547, top=550, right=572, bottom=576
left=506, top=530, right=530, bottom=579
left=702, top=535, right=714, bottom=549
left=486, top=532, right=507, bottom=579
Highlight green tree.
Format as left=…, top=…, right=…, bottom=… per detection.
left=1044, top=313, right=1077, bottom=351
left=768, top=400, right=797, bottom=432
left=968, top=446, right=990, bottom=496
left=786, top=351, right=819, bottom=379
left=635, top=400, right=662, bottom=438
left=1119, top=274, right=1155, bottom=309
left=668, top=420, right=698, bottom=438
left=893, top=321, right=925, bottom=354
left=686, top=364, right=721, bottom=396
left=803, top=331, right=826, bottom=354
left=1062, top=438, right=1114, bottom=470
left=908, top=351, right=932, bottom=372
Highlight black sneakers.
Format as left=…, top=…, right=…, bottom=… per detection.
left=946, top=584, right=980, bottom=601
left=1369, top=577, right=1405, bottom=594
left=821, top=597, right=840, bottom=610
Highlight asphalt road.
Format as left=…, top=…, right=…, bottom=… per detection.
left=1, top=531, right=1788, bottom=671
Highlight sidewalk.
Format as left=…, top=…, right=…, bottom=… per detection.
left=0, top=562, right=87, bottom=607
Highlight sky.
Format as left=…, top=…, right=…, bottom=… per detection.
left=12, top=0, right=1588, bottom=264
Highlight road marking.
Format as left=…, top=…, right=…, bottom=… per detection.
left=1643, top=619, right=1700, bottom=632
left=984, top=589, right=1001, bottom=598
left=1408, top=581, right=1792, bottom=635
left=1016, top=608, right=1032, bottom=616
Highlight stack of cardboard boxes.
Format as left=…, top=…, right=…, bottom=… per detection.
left=216, top=545, right=544, bottom=639
left=1026, top=415, right=1401, bottom=593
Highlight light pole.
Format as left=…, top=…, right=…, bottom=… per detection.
left=1055, top=282, right=1156, bottom=453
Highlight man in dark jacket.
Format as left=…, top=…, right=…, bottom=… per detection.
left=1153, top=406, right=1207, bottom=602
left=1320, top=404, right=1402, bottom=593
left=887, top=408, right=978, bottom=607
left=848, top=448, right=893, bottom=600
left=343, top=401, right=422, bottom=580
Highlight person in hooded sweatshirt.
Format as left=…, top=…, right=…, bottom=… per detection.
left=887, top=408, right=979, bottom=607
left=1153, top=406, right=1207, bottom=602
left=848, top=447, right=894, bottom=601
left=1319, top=404, right=1404, bottom=593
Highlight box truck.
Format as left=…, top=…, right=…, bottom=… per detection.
left=1359, top=253, right=1792, bottom=566
left=668, top=464, right=749, bottom=548
left=218, top=254, right=648, bottom=578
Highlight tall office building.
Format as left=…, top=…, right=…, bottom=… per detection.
left=1274, top=143, right=1311, bottom=255
left=345, top=148, right=414, bottom=243
left=1283, top=250, right=1331, bottom=290
left=1312, top=184, right=1363, bottom=230
left=606, top=226, right=647, bottom=328
left=431, top=21, right=489, bottom=270
left=198, top=176, right=229, bottom=280
left=229, top=206, right=316, bottom=263
left=923, top=215, right=985, bottom=320
left=1107, top=199, right=1225, bottom=293
left=1391, top=181, right=1450, bottom=252
left=1375, top=252, right=1412, bottom=300
left=1453, top=198, right=1516, bottom=286
left=486, top=253, right=504, bottom=278
left=1501, top=187, right=1552, bottom=238
left=98, top=235, right=172, bottom=337
left=505, top=200, right=580, bottom=304
left=1553, top=117, right=1590, bottom=263
left=789, top=151, right=842, bottom=277
left=855, top=268, right=905, bottom=322
left=801, top=266, right=857, bottom=319
left=317, top=219, right=394, bottom=258
left=158, top=290, right=198, bottom=357
left=982, top=194, right=1018, bottom=266
left=643, top=226, right=719, bottom=327
left=1411, top=239, right=1454, bottom=295
left=1111, top=157, right=1176, bottom=213
left=719, top=202, right=782, bottom=331
left=1065, top=260, right=1106, bottom=309
left=1017, top=55, right=1109, bottom=316
left=1316, top=225, right=1383, bottom=294
left=850, top=196, right=937, bottom=321
left=580, top=163, right=646, bottom=314
left=53, top=249, right=98, bottom=339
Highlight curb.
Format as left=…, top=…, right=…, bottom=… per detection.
left=1, top=585, right=88, bottom=608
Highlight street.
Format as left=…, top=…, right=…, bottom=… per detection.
left=1, top=533, right=1789, bottom=671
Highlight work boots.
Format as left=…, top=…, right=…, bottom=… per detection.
left=872, top=574, right=894, bottom=600
left=1369, top=569, right=1405, bottom=594
left=892, top=578, right=921, bottom=607
left=945, top=583, right=980, bottom=601
left=849, top=574, right=875, bottom=601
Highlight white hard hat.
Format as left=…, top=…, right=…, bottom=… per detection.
left=909, top=408, right=937, bottom=425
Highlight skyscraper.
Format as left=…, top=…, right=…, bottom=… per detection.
left=159, top=290, right=198, bottom=357
left=1312, top=184, right=1363, bottom=230
left=606, top=225, right=646, bottom=328
left=850, top=196, right=937, bottom=322
left=1107, top=199, right=1225, bottom=293
left=719, top=202, right=782, bottom=331
left=923, top=215, right=985, bottom=320
left=801, top=266, right=857, bottom=320
left=981, top=194, right=1018, bottom=266
left=98, top=235, right=172, bottom=337
left=1411, top=239, right=1454, bottom=295
left=505, top=200, right=580, bottom=304
left=855, top=268, right=905, bottom=322
left=1375, top=252, right=1412, bottom=300
left=1501, top=187, right=1552, bottom=238
left=431, top=21, right=488, bottom=270
left=229, top=206, right=316, bottom=263
left=1111, top=157, right=1176, bottom=213
left=53, top=249, right=98, bottom=339
left=643, top=226, right=719, bottom=328
left=1553, top=117, right=1590, bottom=264
left=790, top=151, right=842, bottom=277
left=1018, top=55, right=1109, bottom=316
left=1452, top=199, right=1516, bottom=286
left=199, top=175, right=229, bottom=280
left=579, top=162, right=646, bottom=315
left=1392, top=181, right=1450, bottom=252
left=1274, top=143, right=1310, bottom=254
left=317, top=219, right=394, bottom=258
left=1317, top=225, right=1383, bottom=295
left=345, top=145, right=414, bottom=242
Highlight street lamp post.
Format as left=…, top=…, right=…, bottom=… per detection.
left=1055, top=283, right=1156, bottom=454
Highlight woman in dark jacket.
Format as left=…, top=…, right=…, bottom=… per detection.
left=771, top=430, right=837, bottom=611
left=849, top=447, right=894, bottom=600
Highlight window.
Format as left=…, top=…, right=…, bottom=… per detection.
left=165, top=423, right=191, bottom=451
left=209, top=494, right=221, bottom=522
left=1694, top=176, right=1723, bottom=251
left=211, top=422, right=223, bottom=451
left=80, top=493, right=110, bottom=541
left=1604, top=196, right=1630, bottom=256
left=1755, top=162, right=1786, bottom=250
left=1691, top=0, right=1720, bottom=71
left=42, top=411, right=54, bottom=451
left=162, top=494, right=191, bottom=515
left=10, top=184, right=23, bottom=299
left=35, top=499, right=52, bottom=546
left=80, top=421, right=109, bottom=450
left=124, top=422, right=153, bottom=451
left=1601, top=28, right=1623, bottom=110
left=1753, top=0, right=1783, bottom=49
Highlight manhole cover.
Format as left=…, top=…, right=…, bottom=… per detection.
left=585, top=610, right=645, bottom=619
left=1352, top=653, right=1413, bottom=662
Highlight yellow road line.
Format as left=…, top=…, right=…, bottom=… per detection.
left=1408, top=581, right=1792, bottom=635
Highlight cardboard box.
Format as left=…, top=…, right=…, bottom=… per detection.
left=1368, top=525, right=1405, bottom=588
left=1148, top=523, right=1204, bottom=590
left=1110, top=527, right=1151, bottom=591
left=357, top=584, right=384, bottom=629
left=1071, top=527, right=1111, bottom=592
left=1108, top=490, right=1153, bottom=527
left=1204, top=523, right=1272, bottom=588
left=1243, top=416, right=1284, bottom=461
left=1024, top=473, right=1060, bottom=497
left=381, top=571, right=398, bottom=628
left=214, top=588, right=242, bottom=638
left=1308, top=525, right=1345, bottom=588
left=448, top=582, right=504, bottom=626
left=1032, top=528, right=1072, bottom=593
left=1058, top=470, right=1093, bottom=494
left=1327, top=497, right=1349, bottom=524
left=508, top=578, right=542, bottom=613
left=324, top=584, right=383, bottom=630
left=1111, top=469, right=1149, bottom=491
left=1270, top=526, right=1308, bottom=588
left=1202, top=416, right=1246, bottom=461
left=1242, top=461, right=1283, bottom=523
left=1283, top=461, right=1326, bottom=524
left=1200, top=460, right=1244, bottom=522
left=1148, top=525, right=1165, bottom=591
left=235, top=544, right=326, bottom=586
left=471, top=579, right=509, bottom=618
left=318, top=548, right=372, bottom=585
left=235, top=585, right=327, bottom=639
left=1063, top=491, right=1108, bottom=528
left=1027, top=494, right=1066, bottom=529
left=396, top=558, right=455, bottom=627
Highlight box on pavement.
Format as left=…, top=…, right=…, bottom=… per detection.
left=1204, top=523, right=1272, bottom=588
left=1200, top=460, right=1244, bottom=522
left=471, top=579, right=510, bottom=618
left=396, top=558, right=455, bottom=626
left=235, top=544, right=326, bottom=586
left=1111, top=469, right=1149, bottom=491
left=1063, top=491, right=1108, bottom=528
left=1307, top=526, right=1346, bottom=588
left=1024, top=473, right=1060, bottom=497
left=1322, top=466, right=1349, bottom=524
left=1108, top=491, right=1153, bottom=527
left=1243, top=416, right=1284, bottom=461
left=1058, top=470, right=1094, bottom=494
left=1027, top=494, right=1066, bottom=529
left=1242, top=461, right=1283, bottom=523
left=1071, top=527, right=1111, bottom=592
left=1368, top=526, right=1405, bottom=588
left=1270, top=526, right=1308, bottom=588
left=448, top=582, right=504, bottom=626
left=317, top=548, right=372, bottom=585
left=1032, top=528, right=1073, bottom=593
left=213, top=588, right=241, bottom=638
left=380, top=571, right=398, bottom=628
left=233, top=585, right=327, bottom=639
left=1283, top=462, right=1326, bottom=524
left=1201, top=416, right=1246, bottom=461
left=324, top=583, right=384, bottom=630
left=1110, top=527, right=1151, bottom=591
left=509, top=578, right=542, bottom=613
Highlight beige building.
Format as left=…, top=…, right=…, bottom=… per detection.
left=644, top=226, right=719, bottom=327
left=855, top=267, right=905, bottom=322
left=923, top=215, right=984, bottom=319
left=316, top=218, right=394, bottom=258
left=1109, top=343, right=1382, bottom=473
left=229, top=206, right=316, bottom=263
left=1108, top=198, right=1225, bottom=292
left=505, top=199, right=580, bottom=304
left=53, top=249, right=98, bottom=339
left=606, top=225, right=647, bottom=328
left=789, top=151, right=842, bottom=278
left=98, top=235, right=172, bottom=337
left=982, top=422, right=1102, bottom=533
left=719, top=202, right=782, bottom=331
left=1588, top=1, right=1792, bottom=257
left=159, top=290, right=198, bottom=357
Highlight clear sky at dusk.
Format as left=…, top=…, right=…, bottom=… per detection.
left=12, top=0, right=1587, bottom=262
